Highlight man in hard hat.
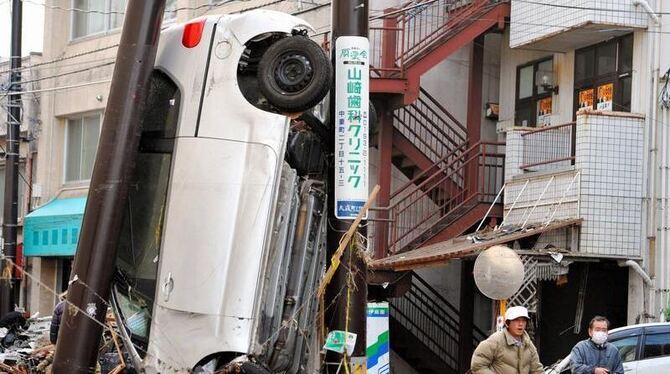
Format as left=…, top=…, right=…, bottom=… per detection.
left=471, top=306, right=544, bottom=374
left=569, top=316, right=623, bottom=374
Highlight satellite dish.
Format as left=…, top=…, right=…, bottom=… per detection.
left=473, top=245, right=525, bottom=300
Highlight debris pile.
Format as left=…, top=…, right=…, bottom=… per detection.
left=0, top=312, right=130, bottom=374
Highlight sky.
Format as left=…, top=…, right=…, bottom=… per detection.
left=0, top=0, right=45, bottom=59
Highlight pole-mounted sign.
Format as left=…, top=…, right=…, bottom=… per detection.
left=334, top=36, right=370, bottom=220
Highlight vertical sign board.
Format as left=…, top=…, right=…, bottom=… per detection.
left=367, top=302, right=390, bottom=374
left=335, top=36, right=369, bottom=219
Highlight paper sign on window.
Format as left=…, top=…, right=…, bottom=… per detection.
left=537, top=97, right=552, bottom=126
left=597, top=83, right=613, bottom=111
left=578, top=89, right=594, bottom=109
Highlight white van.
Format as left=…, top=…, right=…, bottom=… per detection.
left=109, top=10, right=332, bottom=373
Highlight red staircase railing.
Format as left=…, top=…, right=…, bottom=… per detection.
left=393, top=87, right=468, bottom=165
left=369, top=0, right=502, bottom=78
left=371, top=141, right=504, bottom=256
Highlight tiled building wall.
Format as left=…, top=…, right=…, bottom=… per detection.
left=504, top=130, right=524, bottom=182
left=503, top=170, right=580, bottom=227
left=575, top=111, right=644, bottom=257
left=510, top=0, right=647, bottom=48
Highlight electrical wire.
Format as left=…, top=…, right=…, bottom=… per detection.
left=511, top=0, right=670, bottom=16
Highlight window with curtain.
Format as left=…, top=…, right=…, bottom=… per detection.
left=65, top=114, right=101, bottom=182
left=71, top=0, right=127, bottom=39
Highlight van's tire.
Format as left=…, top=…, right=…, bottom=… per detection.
left=258, top=36, right=332, bottom=113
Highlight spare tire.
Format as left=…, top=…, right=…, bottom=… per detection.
left=258, top=36, right=332, bottom=113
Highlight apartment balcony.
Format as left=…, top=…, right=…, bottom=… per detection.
left=503, top=109, right=644, bottom=258
left=509, top=0, right=648, bottom=51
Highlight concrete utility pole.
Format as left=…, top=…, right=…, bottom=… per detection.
left=1, top=0, right=23, bottom=315
left=326, top=0, right=369, bottom=372
left=52, top=0, right=166, bottom=372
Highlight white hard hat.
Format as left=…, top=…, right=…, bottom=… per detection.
left=505, top=306, right=530, bottom=321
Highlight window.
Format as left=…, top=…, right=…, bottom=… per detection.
left=72, top=0, right=177, bottom=39
left=643, top=333, right=670, bottom=359
left=71, top=0, right=128, bottom=39
left=611, top=336, right=640, bottom=363
left=515, top=58, right=554, bottom=127
left=574, top=34, right=633, bottom=113
left=114, top=70, right=180, bottom=354
left=65, top=114, right=101, bottom=182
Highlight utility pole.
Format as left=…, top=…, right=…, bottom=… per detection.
left=1, top=0, right=23, bottom=315
left=325, top=0, right=369, bottom=372
left=52, top=1, right=166, bottom=372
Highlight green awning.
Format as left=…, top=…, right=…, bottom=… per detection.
left=24, top=197, right=86, bottom=257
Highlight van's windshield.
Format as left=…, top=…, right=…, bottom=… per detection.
left=113, top=70, right=180, bottom=355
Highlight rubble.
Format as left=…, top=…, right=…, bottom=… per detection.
left=0, top=313, right=128, bottom=374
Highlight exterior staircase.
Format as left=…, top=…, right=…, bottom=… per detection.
left=360, top=2, right=509, bottom=373
left=370, top=0, right=510, bottom=104
left=325, top=2, right=510, bottom=371
left=363, top=0, right=509, bottom=257
left=372, top=140, right=504, bottom=256
left=390, top=271, right=487, bottom=373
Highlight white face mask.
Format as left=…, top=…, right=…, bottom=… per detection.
left=591, top=331, right=608, bottom=345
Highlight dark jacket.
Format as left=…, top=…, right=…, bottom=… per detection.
left=50, top=301, right=66, bottom=344
left=570, top=339, right=624, bottom=374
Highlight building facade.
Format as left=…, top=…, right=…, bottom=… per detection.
left=497, top=0, right=670, bottom=364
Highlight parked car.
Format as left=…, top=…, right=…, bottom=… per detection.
left=544, top=322, right=670, bottom=374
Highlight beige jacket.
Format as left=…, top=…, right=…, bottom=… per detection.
left=470, top=329, right=544, bottom=374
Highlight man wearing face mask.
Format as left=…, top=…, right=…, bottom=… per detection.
left=569, top=316, right=624, bottom=374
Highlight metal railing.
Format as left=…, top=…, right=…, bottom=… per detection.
left=369, top=0, right=501, bottom=78
left=371, top=141, right=505, bottom=256
left=393, top=87, right=468, bottom=165
left=519, top=122, right=576, bottom=170
left=390, top=271, right=488, bottom=370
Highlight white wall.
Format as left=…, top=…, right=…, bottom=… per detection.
left=510, top=0, right=647, bottom=49
left=503, top=169, right=580, bottom=227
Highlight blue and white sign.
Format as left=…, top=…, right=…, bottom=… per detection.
left=367, top=302, right=390, bottom=374
left=335, top=36, right=369, bottom=219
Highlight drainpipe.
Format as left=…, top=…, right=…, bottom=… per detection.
left=619, top=260, right=655, bottom=321
left=632, top=0, right=660, bottom=25
left=620, top=260, right=654, bottom=286
left=661, top=0, right=669, bottom=319
left=635, top=0, right=661, bottom=321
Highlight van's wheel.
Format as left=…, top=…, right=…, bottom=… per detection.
left=258, top=36, right=332, bottom=113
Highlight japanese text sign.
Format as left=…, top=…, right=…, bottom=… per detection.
left=335, top=36, right=370, bottom=219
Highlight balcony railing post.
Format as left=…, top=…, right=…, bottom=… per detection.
left=381, top=9, right=398, bottom=78
left=376, top=107, right=393, bottom=258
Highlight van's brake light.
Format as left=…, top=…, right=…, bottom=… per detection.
left=182, top=19, right=206, bottom=48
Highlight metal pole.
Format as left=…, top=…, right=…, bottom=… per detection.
left=52, top=1, right=166, bottom=372
left=1, top=0, right=23, bottom=315
left=326, top=1, right=369, bottom=372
